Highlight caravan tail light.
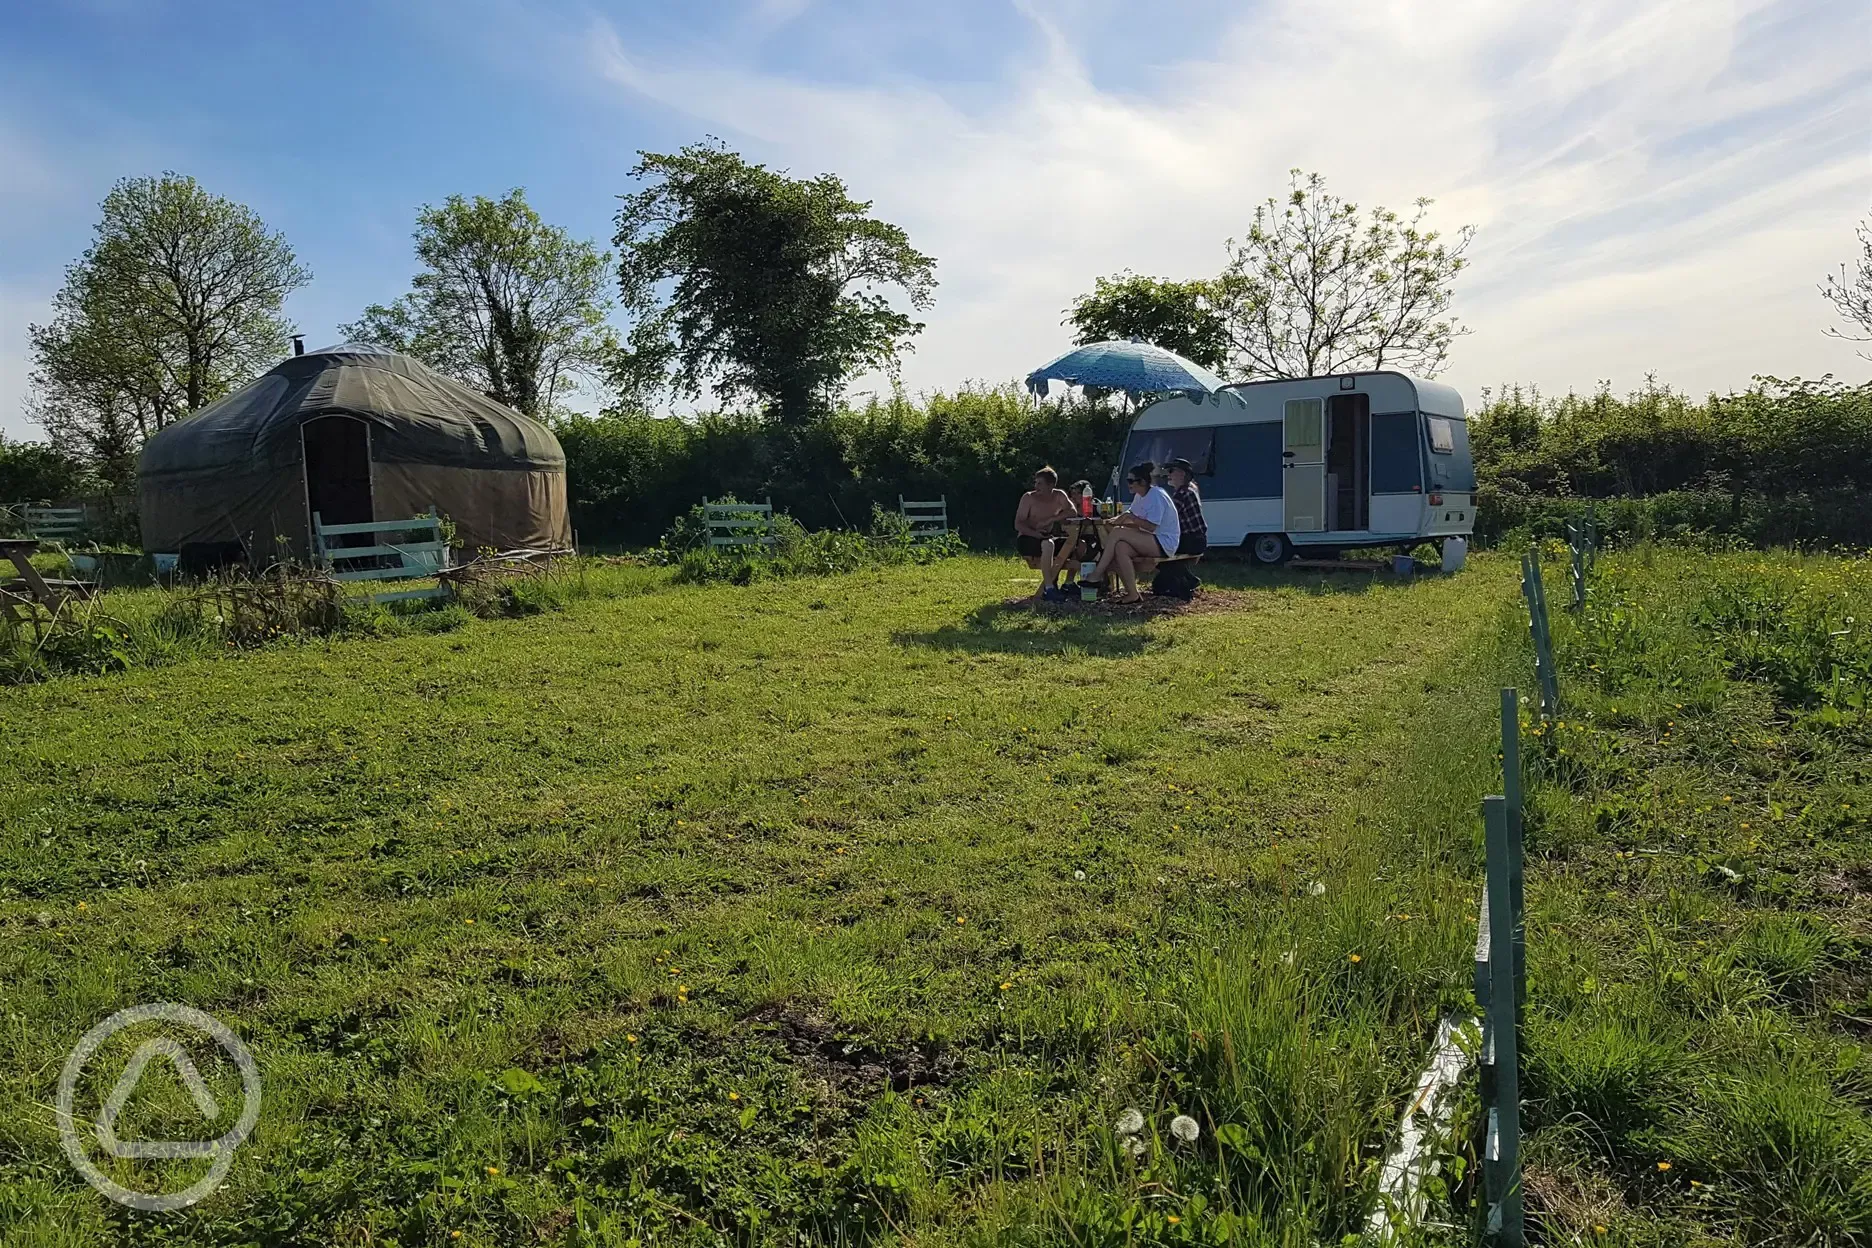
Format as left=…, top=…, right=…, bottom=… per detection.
left=1428, top=492, right=1444, bottom=506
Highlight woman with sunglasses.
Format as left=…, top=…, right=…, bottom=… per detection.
left=1089, top=461, right=1179, bottom=604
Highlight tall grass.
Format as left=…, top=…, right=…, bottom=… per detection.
left=1514, top=546, right=1872, bottom=1245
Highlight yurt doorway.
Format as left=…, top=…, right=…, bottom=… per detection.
left=303, top=416, right=373, bottom=538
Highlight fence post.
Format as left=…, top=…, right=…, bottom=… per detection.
left=1566, top=520, right=1585, bottom=612
left=1482, top=793, right=1525, bottom=1246
left=1520, top=552, right=1559, bottom=718
left=1500, top=689, right=1525, bottom=1024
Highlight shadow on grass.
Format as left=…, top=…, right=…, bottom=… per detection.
left=1200, top=552, right=1451, bottom=597
left=893, top=601, right=1155, bottom=657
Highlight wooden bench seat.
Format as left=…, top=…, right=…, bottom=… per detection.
left=1131, top=552, right=1201, bottom=579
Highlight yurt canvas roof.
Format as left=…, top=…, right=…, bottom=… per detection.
left=140, top=346, right=563, bottom=483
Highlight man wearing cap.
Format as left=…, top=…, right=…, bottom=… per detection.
left=1165, top=458, right=1208, bottom=557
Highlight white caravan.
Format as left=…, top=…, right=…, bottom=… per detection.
left=1116, top=371, right=1476, bottom=564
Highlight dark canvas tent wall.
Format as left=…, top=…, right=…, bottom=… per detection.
left=138, top=345, right=571, bottom=557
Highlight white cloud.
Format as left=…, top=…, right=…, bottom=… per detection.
left=580, top=0, right=1872, bottom=404
left=0, top=285, right=48, bottom=441
left=3, top=0, right=1867, bottom=444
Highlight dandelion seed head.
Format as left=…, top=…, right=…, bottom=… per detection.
left=1114, top=1108, right=1145, bottom=1135
left=1170, top=1114, right=1200, bottom=1144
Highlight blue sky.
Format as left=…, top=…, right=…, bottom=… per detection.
left=3, top=0, right=1870, bottom=438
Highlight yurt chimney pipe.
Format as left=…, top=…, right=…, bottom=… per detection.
left=291, top=335, right=304, bottom=356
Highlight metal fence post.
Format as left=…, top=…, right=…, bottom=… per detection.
left=1566, top=521, right=1585, bottom=612
left=1482, top=793, right=1525, bottom=1246
left=1520, top=553, right=1559, bottom=718
left=1500, top=689, right=1525, bottom=1024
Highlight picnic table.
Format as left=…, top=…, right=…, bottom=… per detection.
left=0, top=538, right=96, bottom=611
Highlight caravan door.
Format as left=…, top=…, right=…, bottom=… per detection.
left=1283, top=396, right=1326, bottom=532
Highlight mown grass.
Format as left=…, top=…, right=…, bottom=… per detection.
left=1516, top=546, right=1872, bottom=1246
left=0, top=555, right=1519, bottom=1246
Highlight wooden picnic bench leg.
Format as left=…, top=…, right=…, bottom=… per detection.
left=5, top=549, right=62, bottom=609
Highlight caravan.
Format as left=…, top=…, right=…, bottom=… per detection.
left=1117, top=371, right=1475, bottom=564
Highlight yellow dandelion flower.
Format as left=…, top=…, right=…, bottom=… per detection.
left=464, top=918, right=475, bottom=925
left=1656, top=1161, right=1671, bottom=1172
left=486, top=1165, right=500, bottom=1176
left=1349, top=953, right=1362, bottom=963
left=729, top=1091, right=740, bottom=1100
left=627, top=1034, right=638, bottom=1043
left=955, top=916, right=966, bottom=925
left=1167, top=1215, right=1181, bottom=1225
left=999, top=982, right=1011, bottom=991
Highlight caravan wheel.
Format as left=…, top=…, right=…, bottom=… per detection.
left=1248, top=534, right=1292, bottom=566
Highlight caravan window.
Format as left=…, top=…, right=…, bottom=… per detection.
left=1123, top=427, right=1216, bottom=475
left=1426, top=416, right=1456, bottom=454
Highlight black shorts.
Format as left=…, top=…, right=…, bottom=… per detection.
left=1017, top=534, right=1051, bottom=558
left=1177, top=532, right=1208, bottom=557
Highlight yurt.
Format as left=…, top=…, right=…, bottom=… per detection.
left=138, top=344, right=571, bottom=559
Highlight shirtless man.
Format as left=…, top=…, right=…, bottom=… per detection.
left=1014, top=466, right=1078, bottom=601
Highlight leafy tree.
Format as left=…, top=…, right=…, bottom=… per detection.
left=342, top=190, right=617, bottom=418
left=1821, top=207, right=1872, bottom=359
left=1063, top=272, right=1229, bottom=371
left=0, top=432, right=93, bottom=504
left=612, top=141, right=937, bottom=427
left=1212, top=170, right=1474, bottom=379
left=28, top=173, right=308, bottom=476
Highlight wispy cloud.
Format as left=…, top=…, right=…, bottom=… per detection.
left=579, top=0, right=1872, bottom=400
left=2, top=0, right=1867, bottom=441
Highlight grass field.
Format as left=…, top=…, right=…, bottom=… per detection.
left=0, top=555, right=1516, bottom=1246
left=5, top=546, right=1867, bottom=1247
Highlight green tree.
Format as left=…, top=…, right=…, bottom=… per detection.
left=1064, top=271, right=1229, bottom=371
left=1821, top=207, right=1872, bottom=359
left=343, top=190, right=617, bottom=418
left=612, top=141, right=937, bottom=427
left=28, top=173, right=309, bottom=478
left=0, top=432, right=93, bottom=505
left=1212, top=170, right=1474, bottom=379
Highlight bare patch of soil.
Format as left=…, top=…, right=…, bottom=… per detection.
left=745, top=1004, right=959, bottom=1093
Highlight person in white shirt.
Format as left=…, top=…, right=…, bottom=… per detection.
left=1090, top=461, right=1179, bottom=603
